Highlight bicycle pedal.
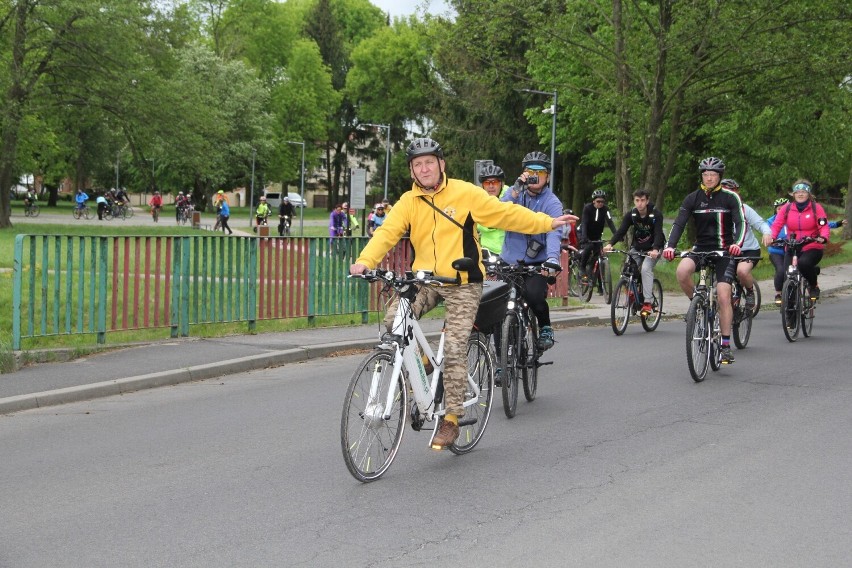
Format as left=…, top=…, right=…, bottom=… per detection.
left=457, top=417, right=477, bottom=427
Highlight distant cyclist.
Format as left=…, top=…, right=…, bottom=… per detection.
left=476, top=163, right=509, bottom=255
left=603, top=188, right=664, bottom=316
left=663, top=156, right=745, bottom=364
left=720, top=179, right=773, bottom=310
left=578, top=189, right=617, bottom=283
left=75, top=188, right=89, bottom=211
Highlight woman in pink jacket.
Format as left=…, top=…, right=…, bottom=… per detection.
left=770, top=179, right=830, bottom=299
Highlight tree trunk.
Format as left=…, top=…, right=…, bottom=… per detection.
left=845, top=161, right=852, bottom=240
left=640, top=0, right=672, bottom=213
left=613, top=0, right=632, bottom=214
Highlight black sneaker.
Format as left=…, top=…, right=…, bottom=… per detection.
left=720, top=345, right=735, bottom=364
left=811, top=286, right=820, bottom=301
left=537, top=326, right=554, bottom=351
left=744, top=289, right=755, bottom=310
left=774, top=293, right=782, bottom=306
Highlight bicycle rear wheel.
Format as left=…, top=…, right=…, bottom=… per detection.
left=567, top=260, right=582, bottom=298
left=733, top=289, right=753, bottom=348
left=709, top=309, right=722, bottom=372
left=751, top=281, right=762, bottom=317
left=340, top=349, right=406, bottom=482
left=499, top=313, right=520, bottom=418
left=522, top=316, right=538, bottom=402
left=601, top=257, right=613, bottom=304
left=450, top=332, right=495, bottom=454
left=685, top=295, right=711, bottom=382
left=610, top=278, right=631, bottom=336
left=580, top=260, right=594, bottom=302
left=781, top=279, right=800, bottom=342
left=801, top=283, right=815, bottom=337
left=641, top=279, right=663, bottom=332
left=29, top=205, right=40, bottom=217
left=73, top=208, right=82, bottom=220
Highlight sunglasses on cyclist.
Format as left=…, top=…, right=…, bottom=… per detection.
left=481, top=178, right=502, bottom=186
left=792, top=182, right=811, bottom=193
left=524, top=169, right=547, bottom=177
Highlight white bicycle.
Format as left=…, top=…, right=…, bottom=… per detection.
left=341, top=264, right=497, bottom=482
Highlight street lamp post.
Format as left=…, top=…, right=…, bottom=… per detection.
left=520, top=89, right=558, bottom=191
left=249, top=148, right=256, bottom=229
left=285, top=140, right=306, bottom=235
left=361, top=123, right=390, bottom=201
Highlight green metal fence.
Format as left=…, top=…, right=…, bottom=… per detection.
left=11, top=234, right=408, bottom=350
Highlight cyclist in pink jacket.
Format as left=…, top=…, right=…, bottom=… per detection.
left=770, top=179, right=830, bottom=300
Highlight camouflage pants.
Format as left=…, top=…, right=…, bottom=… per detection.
left=383, top=283, right=483, bottom=417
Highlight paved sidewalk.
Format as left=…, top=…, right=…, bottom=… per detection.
left=2, top=265, right=850, bottom=415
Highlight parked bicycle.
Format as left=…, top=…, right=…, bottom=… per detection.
left=487, top=260, right=554, bottom=418
left=679, top=250, right=729, bottom=382
left=773, top=235, right=818, bottom=342
left=608, top=250, right=663, bottom=335
left=580, top=240, right=612, bottom=304
left=341, top=266, right=495, bottom=482
left=72, top=206, right=92, bottom=220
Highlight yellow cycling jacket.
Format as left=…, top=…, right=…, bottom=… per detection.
left=356, top=176, right=555, bottom=283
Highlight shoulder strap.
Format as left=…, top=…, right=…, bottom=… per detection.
left=419, top=195, right=470, bottom=234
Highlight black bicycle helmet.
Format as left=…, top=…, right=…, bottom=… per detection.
left=698, top=156, right=725, bottom=173
left=406, top=137, right=443, bottom=163
left=591, top=189, right=606, bottom=200
left=720, top=178, right=740, bottom=191
left=521, top=151, right=551, bottom=171
left=480, top=164, right=505, bottom=181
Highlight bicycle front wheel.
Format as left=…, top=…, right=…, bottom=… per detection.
left=567, top=260, right=583, bottom=298
left=685, top=295, right=711, bottom=382
left=450, top=332, right=495, bottom=454
left=801, top=283, right=815, bottom=337
left=641, top=279, right=663, bottom=332
left=522, top=316, right=539, bottom=402
left=499, top=312, right=520, bottom=418
left=83, top=206, right=93, bottom=219
left=781, top=278, right=800, bottom=342
left=340, top=349, right=406, bottom=482
left=610, top=278, right=631, bottom=336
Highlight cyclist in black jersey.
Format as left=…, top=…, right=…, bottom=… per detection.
left=603, top=188, right=664, bottom=315
left=579, top=189, right=617, bottom=282
left=663, top=156, right=745, bottom=364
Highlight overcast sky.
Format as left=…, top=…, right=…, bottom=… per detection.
left=369, top=0, right=454, bottom=19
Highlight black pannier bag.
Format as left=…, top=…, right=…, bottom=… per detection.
left=474, top=280, right=511, bottom=332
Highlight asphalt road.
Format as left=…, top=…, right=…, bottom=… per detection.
left=2, top=294, right=851, bottom=567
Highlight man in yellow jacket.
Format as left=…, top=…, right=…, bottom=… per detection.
left=350, top=137, right=576, bottom=449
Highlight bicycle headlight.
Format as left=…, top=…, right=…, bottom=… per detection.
left=384, top=271, right=394, bottom=281
left=507, top=300, right=516, bottom=310
left=415, top=270, right=426, bottom=280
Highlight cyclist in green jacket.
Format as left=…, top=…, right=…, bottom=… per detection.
left=476, top=164, right=508, bottom=256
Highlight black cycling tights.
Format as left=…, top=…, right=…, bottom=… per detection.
left=522, top=273, right=551, bottom=327
left=785, top=249, right=823, bottom=288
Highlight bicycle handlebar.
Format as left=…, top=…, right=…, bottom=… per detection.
left=349, top=268, right=460, bottom=287
left=770, top=235, right=816, bottom=249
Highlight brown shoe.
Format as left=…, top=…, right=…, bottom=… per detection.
left=431, top=419, right=459, bottom=449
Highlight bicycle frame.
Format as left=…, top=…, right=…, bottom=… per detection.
left=374, top=284, right=485, bottom=427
